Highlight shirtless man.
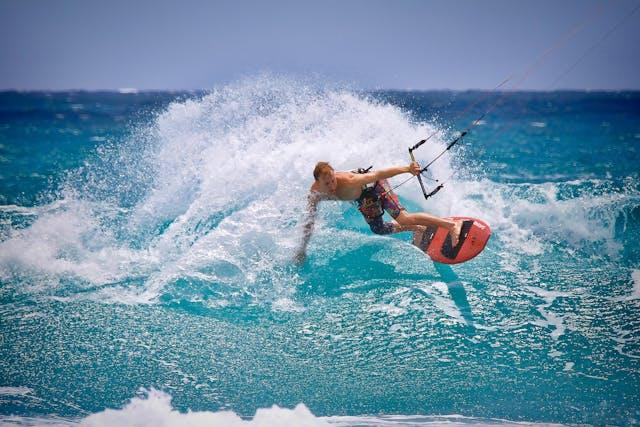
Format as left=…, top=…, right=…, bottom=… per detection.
left=294, top=161, right=462, bottom=263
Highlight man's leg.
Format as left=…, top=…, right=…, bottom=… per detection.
left=390, top=221, right=424, bottom=233
left=366, top=215, right=424, bottom=236
left=376, top=179, right=463, bottom=246
left=395, top=210, right=462, bottom=246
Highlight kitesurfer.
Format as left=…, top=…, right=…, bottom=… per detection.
left=294, top=161, right=462, bottom=263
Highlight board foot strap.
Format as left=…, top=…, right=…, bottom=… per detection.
left=441, top=220, right=474, bottom=259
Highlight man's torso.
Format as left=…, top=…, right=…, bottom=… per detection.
left=310, top=171, right=366, bottom=201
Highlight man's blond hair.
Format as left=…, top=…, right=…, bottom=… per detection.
left=313, top=161, right=333, bottom=180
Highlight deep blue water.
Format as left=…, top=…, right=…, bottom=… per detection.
left=1, top=78, right=639, bottom=426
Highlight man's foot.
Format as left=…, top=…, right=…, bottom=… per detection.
left=450, top=220, right=463, bottom=247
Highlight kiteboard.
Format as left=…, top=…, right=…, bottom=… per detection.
left=412, top=216, right=491, bottom=264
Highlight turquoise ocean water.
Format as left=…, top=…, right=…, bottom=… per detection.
left=1, top=77, right=639, bottom=426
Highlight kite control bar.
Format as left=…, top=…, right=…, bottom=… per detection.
left=408, top=131, right=467, bottom=201
left=409, top=138, right=429, bottom=152
left=408, top=145, right=429, bottom=200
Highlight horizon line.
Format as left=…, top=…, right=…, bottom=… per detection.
left=2, top=87, right=640, bottom=94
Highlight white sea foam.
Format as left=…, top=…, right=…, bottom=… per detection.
left=0, top=205, right=38, bottom=215
left=367, top=303, right=407, bottom=317
left=609, top=270, right=640, bottom=303
left=0, top=199, right=158, bottom=289
left=526, top=286, right=572, bottom=341
left=0, top=389, right=569, bottom=427
left=0, top=386, right=33, bottom=396
left=630, top=270, right=640, bottom=299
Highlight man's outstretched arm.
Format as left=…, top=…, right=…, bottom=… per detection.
left=294, top=193, right=320, bottom=264
left=350, top=162, right=420, bottom=186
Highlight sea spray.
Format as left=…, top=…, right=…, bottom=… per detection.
left=1, top=80, right=639, bottom=425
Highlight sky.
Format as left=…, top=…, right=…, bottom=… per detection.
left=1, top=0, right=639, bottom=91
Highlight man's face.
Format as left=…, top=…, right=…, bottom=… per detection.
left=317, top=170, right=337, bottom=193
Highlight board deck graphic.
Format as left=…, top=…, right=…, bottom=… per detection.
left=412, top=216, right=491, bottom=264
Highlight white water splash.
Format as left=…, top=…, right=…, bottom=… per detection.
left=0, top=389, right=569, bottom=427
left=0, top=76, right=635, bottom=306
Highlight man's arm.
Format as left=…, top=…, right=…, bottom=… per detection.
left=294, top=192, right=321, bottom=264
left=349, top=163, right=419, bottom=186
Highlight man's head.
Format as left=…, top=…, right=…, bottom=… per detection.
left=313, top=161, right=337, bottom=193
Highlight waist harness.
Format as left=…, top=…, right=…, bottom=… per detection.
left=353, top=166, right=385, bottom=220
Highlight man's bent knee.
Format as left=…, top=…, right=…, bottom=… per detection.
left=395, top=211, right=415, bottom=226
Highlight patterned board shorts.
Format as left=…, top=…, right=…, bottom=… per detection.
left=356, top=179, right=405, bottom=235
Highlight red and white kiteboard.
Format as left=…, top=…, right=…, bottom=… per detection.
left=412, top=216, right=491, bottom=264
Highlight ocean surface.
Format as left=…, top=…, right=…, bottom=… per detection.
left=0, top=77, right=639, bottom=426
